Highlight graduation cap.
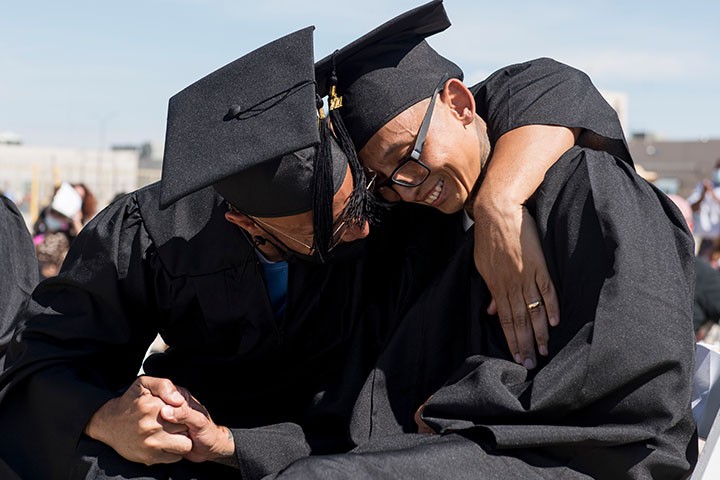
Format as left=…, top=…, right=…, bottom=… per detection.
left=160, top=27, right=359, bottom=256
left=315, top=0, right=463, bottom=152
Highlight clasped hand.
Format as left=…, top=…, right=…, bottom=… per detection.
left=84, top=376, right=234, bottom=465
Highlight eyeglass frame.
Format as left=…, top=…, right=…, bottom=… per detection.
left=228, top=172, right=377, bottom=256
left=375, top=73, right=450, bottom=200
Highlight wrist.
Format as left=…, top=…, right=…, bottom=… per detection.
left=83, top=398, right=118, bottom=444
left=209, top=426, right=235, bottom=461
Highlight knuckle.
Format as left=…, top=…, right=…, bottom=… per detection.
left=137, top=418, right=159, bottom=433
left=533, top=328, right=549, bottom=344
left=499, top=315, right=515, bottom=328
left=536, top=276, right=555, bottom=294
left=512, top=314, right=528, bottom=328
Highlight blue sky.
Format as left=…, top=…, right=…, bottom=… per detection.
left=1, top=0, right=718, bottom=149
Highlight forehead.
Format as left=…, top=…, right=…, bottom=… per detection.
left=358, top=100, right=428, bottom=170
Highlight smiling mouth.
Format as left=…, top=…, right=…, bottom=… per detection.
left=423, top=177, right=444, bottom=205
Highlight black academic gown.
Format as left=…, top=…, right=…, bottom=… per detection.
left=265, top=60, right=697, bottom=478
left=269, top=149, right=697, bottom=480
left=0, top=184, right=461, bottom=480
left=0, top=195, right=38, bottom=370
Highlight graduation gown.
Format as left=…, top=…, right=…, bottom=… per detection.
left=0, top=195, right=38, bottom=370
left=265, top=60, right=696, bottom=478
left=0, top=184, right=462, bottom=480
left=269, top=146, right=696, bottom=480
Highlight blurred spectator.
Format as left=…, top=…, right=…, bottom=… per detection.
left=32, top=182, right=85, bottom=280
left=73, top=182, right=98, bottom=225
left=688, top=159, right=720, bottom=260
left=669, top=194, right=720, bottom=342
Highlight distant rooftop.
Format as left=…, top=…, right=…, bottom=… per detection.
left=0, top=131, right=22, bottom=145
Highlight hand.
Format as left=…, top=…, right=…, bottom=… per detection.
left=159, top=391, right=235, bottom=463
left=471, top=125, right=572, bottom=369
left=414, top=397, right=436, bottom=434
left=84, top=376, right=191, bottom=465
left=473, top=200, right=559, bottom=370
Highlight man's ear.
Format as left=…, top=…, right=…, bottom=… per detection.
left=442, top=78, right=476, bottom=127
left=225, top=210, right=261, bottom=236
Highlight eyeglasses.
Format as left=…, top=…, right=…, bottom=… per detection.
left=375, top=73, right=449, bottom=203
left=244, top=172, right=377, bottom=256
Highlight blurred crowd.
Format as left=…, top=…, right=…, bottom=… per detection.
left=667, top=159, right=720, bottom=345
left=31, top=182, right=98, bottom=279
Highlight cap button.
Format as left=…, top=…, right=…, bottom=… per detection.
left=227, top=104, right=243, bottom=118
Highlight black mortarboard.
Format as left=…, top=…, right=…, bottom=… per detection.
left=315, top=0, right=463, bottom=151
left=159, top=26, right=346, bottom=221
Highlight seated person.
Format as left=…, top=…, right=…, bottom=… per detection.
left=271, top=2, right=695, bottom=478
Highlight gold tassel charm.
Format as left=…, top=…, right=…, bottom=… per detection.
left=329, top=85, right=343, bottom=110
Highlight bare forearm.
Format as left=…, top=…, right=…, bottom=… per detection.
left=474, top=124, right=579, bottom=211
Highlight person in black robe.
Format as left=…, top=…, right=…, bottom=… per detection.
left=0, top=25, right=574, bottom=480
left=317, top=0, right=585, bottom=372
left=276, top=2, right=696, bottom=478
left=0, top=194, right=38, bottom=370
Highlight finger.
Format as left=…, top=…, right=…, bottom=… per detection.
left=158, top=417, right=190, bottom=435
left=414, top=401, right=435, bottom=434
left=161, top=404, right=208, bottom=431
left=147, top=432, right=193, bottom=458
left=486, top=298, right=497, bottom=315
left=523, top=284, right=549, bottom=357
left=509, top=293, right=536, bottom=370
left=495, top=297, right=521, bottom=365
left=536, top=272, right=560, bottom=327
left=140, top=376, right=186, bottom=407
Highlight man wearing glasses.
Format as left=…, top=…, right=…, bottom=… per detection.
left=297, top=1, right=696, bottom=479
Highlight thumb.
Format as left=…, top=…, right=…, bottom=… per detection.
left=161, top=403, right=208, bottom=431
left=139, top=376, right=185, bottom=407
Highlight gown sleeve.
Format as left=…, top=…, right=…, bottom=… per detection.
left=0, top=192, right=161, bottom=477
left=473, top=57, right=632, bottom=164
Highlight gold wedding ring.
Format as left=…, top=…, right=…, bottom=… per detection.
left=526, top=300, right=544, bottom=312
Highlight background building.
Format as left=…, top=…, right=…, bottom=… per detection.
left=628, top=136, right=720, bottom=197
left=0, top=137, right=162, bottom=224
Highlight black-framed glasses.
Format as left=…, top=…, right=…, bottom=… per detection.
left=375, top=73, right=449, bottom=203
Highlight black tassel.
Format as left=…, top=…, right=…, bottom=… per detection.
left=312, top=95, right=334, bottom=259
left=327, top=73, right=381, bottom=228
